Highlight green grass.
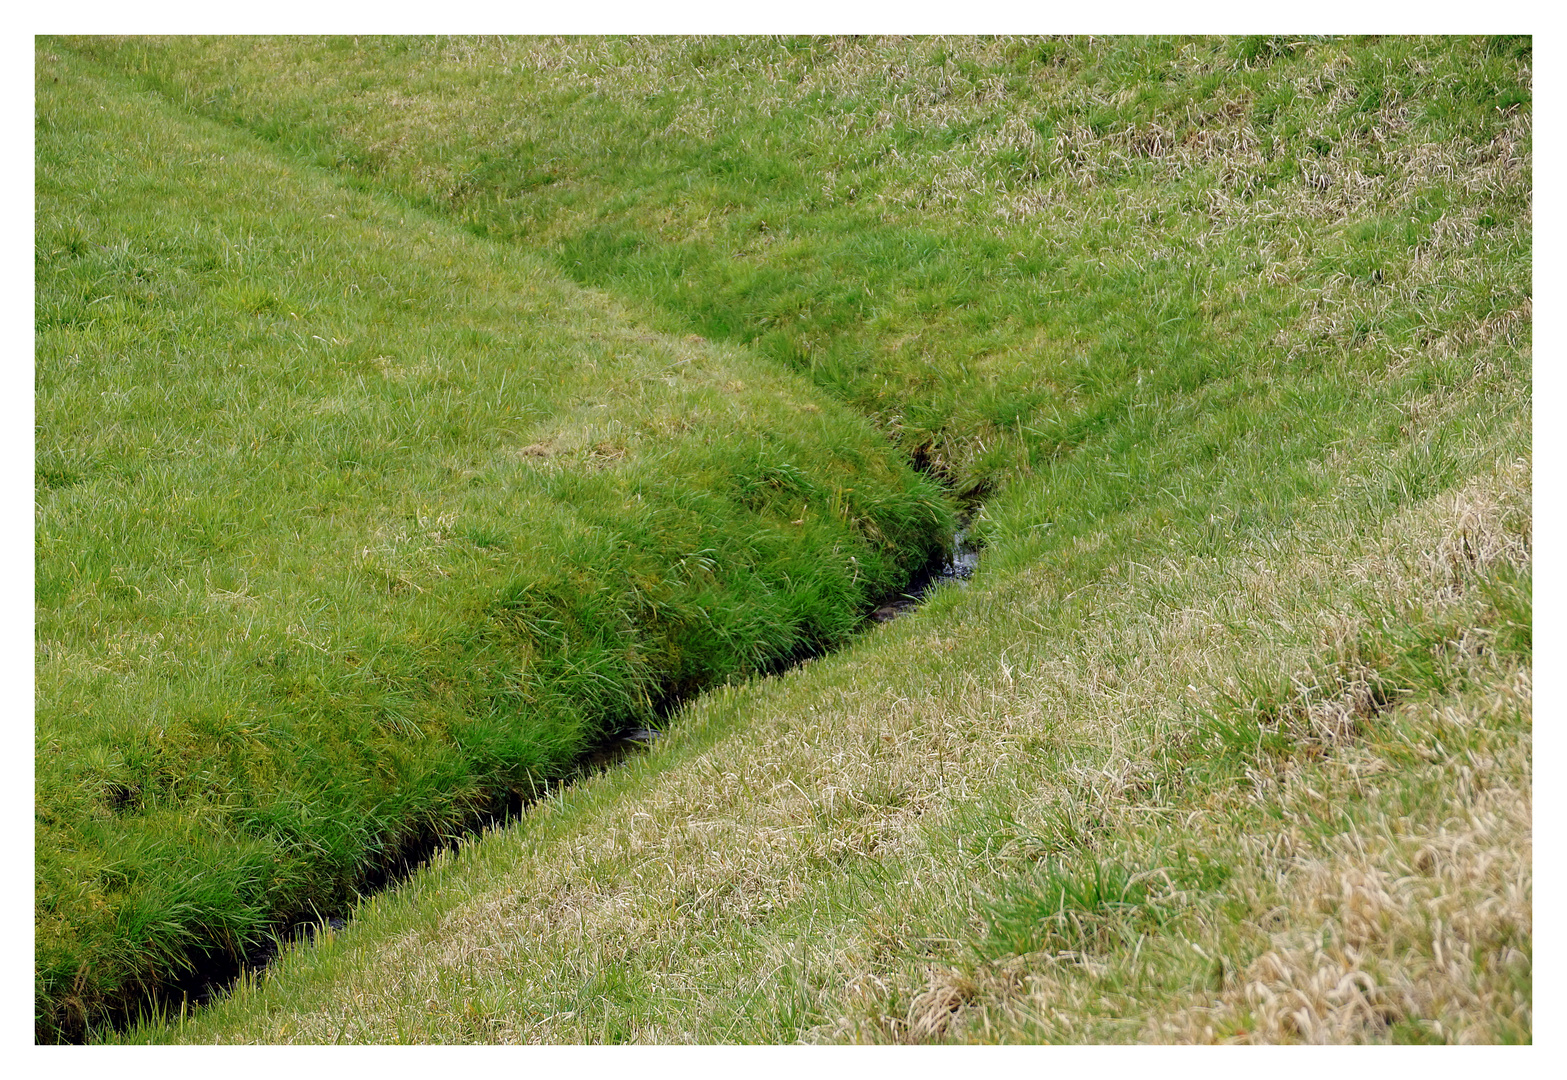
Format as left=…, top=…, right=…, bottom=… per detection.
left=39, top=34, right=1530, bottom=1044
left=34, top=45, right=951, bottom=1042
left=113, top=444, right=1529, bottom=1044
left=67, top=35, right=1530, bottom=495
left=981, top=857, right=1177, bottom=958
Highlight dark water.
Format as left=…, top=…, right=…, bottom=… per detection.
left=868, top=528, right=981, bottom=623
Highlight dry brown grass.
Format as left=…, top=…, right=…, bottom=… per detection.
left=1153, top=671, right=1531, bottom=1044
left=930, top=457, right=1531, bottom=1044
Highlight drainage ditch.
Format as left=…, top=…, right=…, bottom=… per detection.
left=108, top=523, right=982, bottom=1040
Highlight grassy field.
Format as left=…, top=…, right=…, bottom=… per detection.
left=39, top=35, right=1530, bottom=1043
left=74, top=34, right=1532, bottom=498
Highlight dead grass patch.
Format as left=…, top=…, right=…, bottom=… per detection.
left=1156, top=674, right=1531, bottom=1044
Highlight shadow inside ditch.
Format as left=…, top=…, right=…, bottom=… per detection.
left=133, top=728, right=662, bottom=1032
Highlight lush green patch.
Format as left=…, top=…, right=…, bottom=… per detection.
left=982, top=858, right=1180, bottom=957
left=35, top=47, right=950, bottom=1042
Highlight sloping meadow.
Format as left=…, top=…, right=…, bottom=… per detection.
left=42, top=35, right=1530, bottom=1045
left=35, top=49, right=951, bottom=1041
left=115, top=420, right=1530, bottom=1046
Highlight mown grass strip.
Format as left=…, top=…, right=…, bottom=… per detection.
left=35, top=47, right=951, bottom=1042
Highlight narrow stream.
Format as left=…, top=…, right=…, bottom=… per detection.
left=867, top=527, right=981, bottom=623
left=131, top=524, right=982, bottom=1034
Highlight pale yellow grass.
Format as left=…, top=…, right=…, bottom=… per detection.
left=1164, top=687, right=1531, bottom=1044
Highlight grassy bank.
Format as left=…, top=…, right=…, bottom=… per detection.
left=44, top=34, right=1530, bottom=1044
left=35, top=46, right=951, bottom=1042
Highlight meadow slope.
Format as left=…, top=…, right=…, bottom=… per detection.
left=76, top=35, right=1532, bottom=496
left=43, top=35, right=1530, bottom=1043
